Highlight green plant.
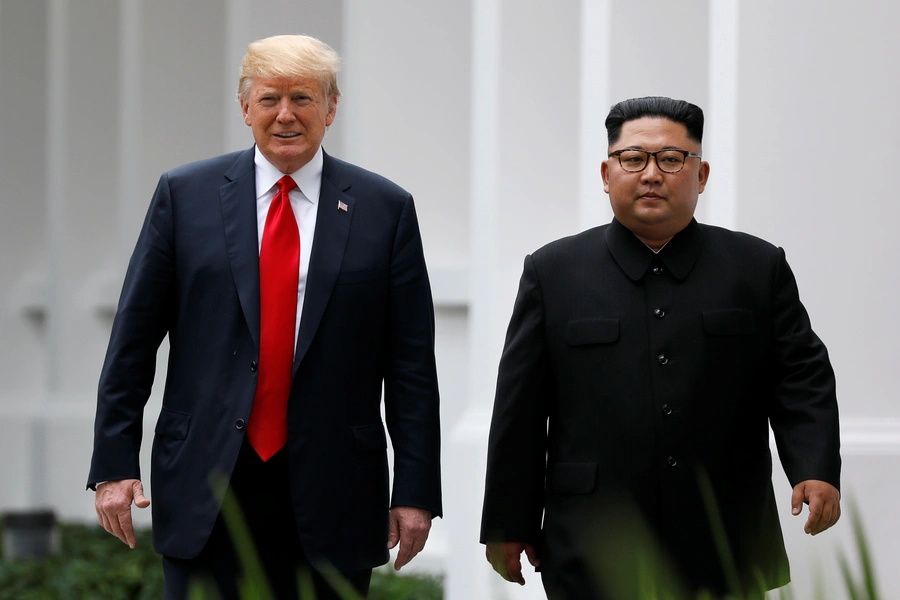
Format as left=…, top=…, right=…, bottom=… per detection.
left=838, top=500, right=881, bottom=600
left=368, top=568, right=443, bottom=600
left=0, top=520, right=442, bottom=600
left=0, top=522, right=163, bottom=600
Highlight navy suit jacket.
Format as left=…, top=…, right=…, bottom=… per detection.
left=88, top=148, right=442, bottom=572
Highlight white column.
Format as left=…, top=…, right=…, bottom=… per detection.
left=445, top=0, right=501, bottom=593
left=223, top=0, right=252, bottom=152
left=44, top=0, right=127, bottom=519
left=0, top=0, right=54, bottom=512
left=704, top=0, right=739, bottom=229
left=449, top=0, right=584, bottom=596
left=45, top=0, right=69, bottom=396
left=112, top=0, right=143, bottom=284
left=579, top=0, right=613, bottom=231
left=39, top=0, right=72, bottom=509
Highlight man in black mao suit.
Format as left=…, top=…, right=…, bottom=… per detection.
left=88, top=35, right=441, bottom=600
left=480, top=97, right=840, bottom=599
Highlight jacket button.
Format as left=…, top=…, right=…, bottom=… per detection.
left=652, top=266, right=664, bottom=275
left=654, top=308, right=666, bottom=318
left=235, top=419, right=245, bottom=430
left=250, top=361, right=257, bottom=372
left=662, top=403, right=672, bottom=415
left=657, top=354, right=668, bottom=365
left=667, top=455, right=678, bottom=467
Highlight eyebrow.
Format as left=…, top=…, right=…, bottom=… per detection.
left=617, top=145, right=687, bottom=151
left=256, top=88, right=314, bottom=96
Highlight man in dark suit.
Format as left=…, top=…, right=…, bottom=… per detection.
left=88, top=35, right=441, bottom=600
left=480, top=97, right=840, bottom=599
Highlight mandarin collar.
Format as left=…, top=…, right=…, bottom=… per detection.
left=605, top=217, right=704, bottom=281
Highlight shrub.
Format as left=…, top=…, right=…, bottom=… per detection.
left=0, top=523, right=443, bottom=600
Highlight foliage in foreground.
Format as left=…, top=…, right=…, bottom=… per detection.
left=0, top=496, right=880, bottom=600
left=0, top=522, right=442, bottom=600
left=0, top=523, right=162, bottom=600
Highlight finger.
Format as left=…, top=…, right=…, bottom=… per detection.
left=816, top=501, right=840, bottom=535
left=387, top=512, right=400, bottom=550
left=105, top=510, right=129, bottom=545
left=524, top=543, right=540, bottom=568
left=410, top=522, right=430, bottom=555
left=397, top=526, right=429, bottom=570
left=394, top=534, right=417, bottom=571
left=805, top=497, right=824, bottom=535
left=119, top=510, right=138, bottom=548
left=506, top=553, right=525, bottom=585
left=821, top=503, right=838, bottom=533
left=133, top=481, right=150, bottom=509
left=97, top=511, right=111, bottom=534
left=791, top=483, right=806, bottom=516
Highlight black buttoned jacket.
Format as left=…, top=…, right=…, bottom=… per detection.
left=480, top=218, right=840, bottom=597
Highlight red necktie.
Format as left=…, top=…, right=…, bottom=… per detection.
left=248, top=175, right=299, bottom=461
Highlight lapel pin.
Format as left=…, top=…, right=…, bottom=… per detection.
left=337, top=201, right=348, bottom=212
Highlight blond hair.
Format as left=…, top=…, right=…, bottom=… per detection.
left=238, top=35, right=342, bottom=109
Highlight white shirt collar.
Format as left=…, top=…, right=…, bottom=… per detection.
left=253, top=145, right=324, bottom=204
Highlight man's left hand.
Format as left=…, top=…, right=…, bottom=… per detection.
left=387, top=506, right=432, bottom=570
left=791, top=479, right=841, bottom=535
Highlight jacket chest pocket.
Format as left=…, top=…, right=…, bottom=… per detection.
left=565, top=318, right=619, bottom=346
left=702, top=309, right=756, bottom=336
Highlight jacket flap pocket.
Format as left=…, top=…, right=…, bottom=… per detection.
left=565, top=319, right=619, bottom=346
left=546, top=462, right=597, bottom=494
left=155, top=407, right=190, bottom=440
left=703, top=309, right=756, bottom=336
left=352, top=424, right=387, bottom=453
left=336, top=267, right=382, bottom=285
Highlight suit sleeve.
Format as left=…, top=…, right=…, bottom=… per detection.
left=86, top=173, right=176, bottom=489
left=768, top=247, right=841, bottom=490
left=383, top=194, right=443, bottom=517
left=480, top=254, right=549, bottom=544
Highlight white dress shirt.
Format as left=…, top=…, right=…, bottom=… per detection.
left=254, top=145, right=323, bottom=353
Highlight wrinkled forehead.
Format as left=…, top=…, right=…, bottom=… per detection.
left=613, top=117, right=698, bottom=151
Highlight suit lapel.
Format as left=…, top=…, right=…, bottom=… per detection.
left=293, top=153, right=354, bottom=373
left=220, top=148, right=261, bottom=348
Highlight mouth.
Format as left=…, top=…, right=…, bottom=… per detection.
left=639, top=192, right=664, bottom=200
left=273, top=132, right=301, bottom=139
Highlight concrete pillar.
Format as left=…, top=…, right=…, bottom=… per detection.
left=0, top=0, right=50, bottom=512
left=447, top=0, right=583, bottom=597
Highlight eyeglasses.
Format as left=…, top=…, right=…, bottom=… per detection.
left=608, top=149, right=702, bottom=173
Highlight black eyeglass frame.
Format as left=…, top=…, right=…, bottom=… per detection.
left=608, top=148, right=702, bottom=173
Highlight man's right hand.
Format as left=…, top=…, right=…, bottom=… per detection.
left=485, top=541, right=540, bottom=585
left=95, top=479, right=150, bottom=549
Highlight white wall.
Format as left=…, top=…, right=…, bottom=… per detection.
left=0, top=1, right=897, bottom=598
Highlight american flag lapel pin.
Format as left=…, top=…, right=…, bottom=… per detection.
left=338, top=200, right=348, bottom=212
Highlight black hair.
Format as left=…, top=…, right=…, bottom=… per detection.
left=605, top=96, right=704, bottom=146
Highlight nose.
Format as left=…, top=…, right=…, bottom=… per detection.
left=640, top=156, right=663, bottom=184
left=275, top=98, right=296, bottom=123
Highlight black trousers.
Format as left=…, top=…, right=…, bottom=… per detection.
left=163, top=440, right=372, bottom=600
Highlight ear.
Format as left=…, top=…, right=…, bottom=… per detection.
left=697, top=161, right=710, bottom=194
left=240, top=98, right=252, bottom=127
left=600, top=160, right=611, bottom=194
left=325, top=97, right=338, bottom=127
